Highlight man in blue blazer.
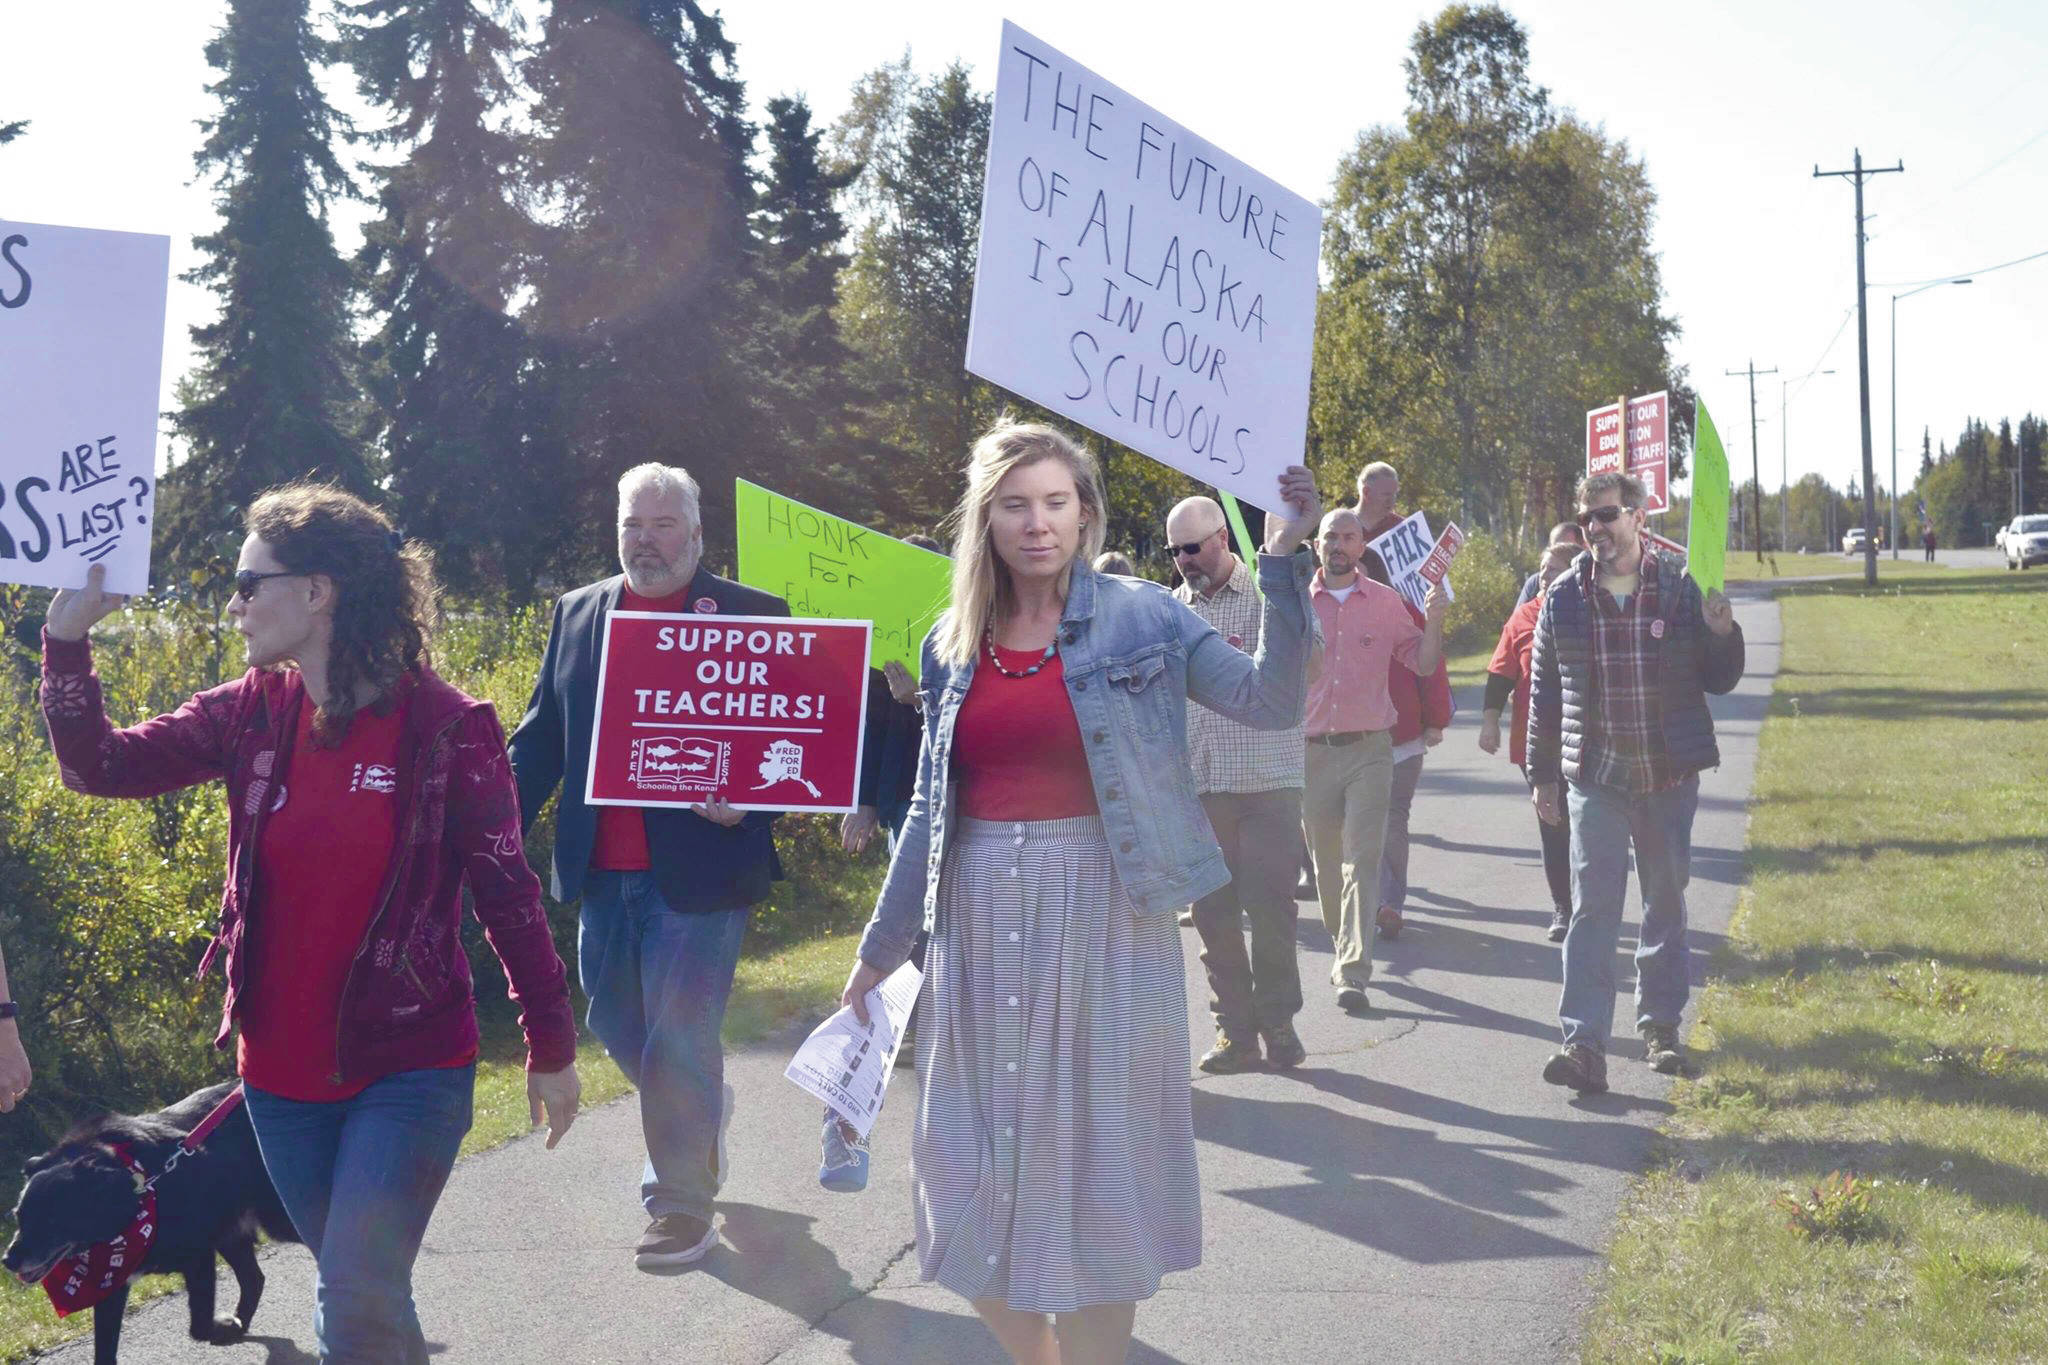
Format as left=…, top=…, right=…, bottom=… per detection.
left=511, top=463, right=788, bottom=1270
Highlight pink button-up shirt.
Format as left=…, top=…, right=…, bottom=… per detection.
left=1307, top=571, right=1424, bottom=737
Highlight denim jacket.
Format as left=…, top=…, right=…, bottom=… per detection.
left=856, top=550, right=1316, bottom=972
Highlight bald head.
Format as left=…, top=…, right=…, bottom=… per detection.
left=1166, top=496, right=1232, bottom=594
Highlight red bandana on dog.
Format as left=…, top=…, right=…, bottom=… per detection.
left=41, top=1144, right=157, bottom=1318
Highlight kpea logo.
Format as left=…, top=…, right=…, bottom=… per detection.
left=350, top=763, right=397, bottom=795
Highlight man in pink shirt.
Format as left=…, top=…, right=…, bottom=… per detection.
left=1305, top=509, right=1447, bottom=1011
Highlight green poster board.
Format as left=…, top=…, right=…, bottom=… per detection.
left=1687, top=399, right=1730, bottom=594
left=734, top=479, right=952, bottom=673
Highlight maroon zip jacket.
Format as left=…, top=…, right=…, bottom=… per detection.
left=40, top=631, right=576, bottom=1086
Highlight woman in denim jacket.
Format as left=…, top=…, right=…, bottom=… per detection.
left=842, top=420, right=1320, bottom=1364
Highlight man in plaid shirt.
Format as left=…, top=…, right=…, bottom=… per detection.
left=1527, top=471, right=1744, bottom=1093
left=1167, top=496, right=1316, bottom=1073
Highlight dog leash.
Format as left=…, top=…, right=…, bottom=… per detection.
left=143, top=1082, right=247, bottom=1192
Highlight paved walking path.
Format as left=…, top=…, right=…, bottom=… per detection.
left=48, top=594, right=1780, bottom=1365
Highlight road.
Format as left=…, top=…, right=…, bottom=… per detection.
left=48, top=593, right=1780, bottom=1365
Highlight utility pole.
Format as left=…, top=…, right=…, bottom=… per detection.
left=1816, top=148, right=1904, bottom=586
left=1727, top=361, right=1777, bottom=561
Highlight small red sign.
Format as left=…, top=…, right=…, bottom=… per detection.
left=1642, top=529, right=1687, bottom=558
left=584, top=612, right=872, bottom=812
left=1416, top=521, right=1467, bottom=587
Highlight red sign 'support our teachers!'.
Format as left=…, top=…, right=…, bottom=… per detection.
left=584, top=612, right=873, bottom=813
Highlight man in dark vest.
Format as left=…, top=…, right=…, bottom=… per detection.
left=511, top=463, right=787, bottom=1268
left=1528, top=470, right=1743, bottom=1093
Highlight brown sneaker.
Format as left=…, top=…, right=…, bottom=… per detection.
left=1376, top=904, right=1403, bottom=940
left=1640, top=1024, right=1686, bottom=1075
left=1541, top=1043, right=1609, bottom=1093
left=1198, top=1033, right=1262, bottom=1074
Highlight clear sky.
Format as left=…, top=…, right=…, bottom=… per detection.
left=5, top=0, right=2043, bottom=503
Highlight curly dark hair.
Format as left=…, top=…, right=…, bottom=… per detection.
left=245, top=483, right=439, bottom=745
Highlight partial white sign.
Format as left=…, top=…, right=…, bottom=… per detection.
left=966, top=21, right=1322, bottom=511
left=0, top=220, right=171, bottom=594
left=1368, top=510, right=1455, bottom=614
left=784, top=961, right=923, bottom=1139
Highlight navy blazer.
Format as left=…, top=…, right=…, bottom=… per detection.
left=510, top=567, right=789, bottom=912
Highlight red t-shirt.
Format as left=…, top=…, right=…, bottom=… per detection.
left=237, top=688, right=472, bottom=1100
left=954, top=643, right=1099, bottom=821
left=591, top=585, right=693, bottom=870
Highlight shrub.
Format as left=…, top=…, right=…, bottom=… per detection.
left=1444, top=529, right=1526, bottom=652
left=0, top=590, right=881, bottom=1210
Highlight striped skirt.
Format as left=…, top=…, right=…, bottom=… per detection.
left=912, top=815, right=1202, bottom=1312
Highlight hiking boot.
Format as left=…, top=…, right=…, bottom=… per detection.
left=1261, top=1024, right=1307, bottom=1070
left=1541, top=1043, right=1609, bottom=1093
left=818, top=1113, right=870, bottom=1194
left=1640, top=1023, right=1686, bottom=1075
left=1334, top=983, right=1371, bottom=1013
left=1546, top=905, right=1571, bottom=943
left=1198, top=1033, right=1262, bottom=1074
left=635, top=1213, right=718, bottom=1270
left=1377, top=904, right=1404, bottom=940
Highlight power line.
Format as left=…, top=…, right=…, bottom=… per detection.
left=1872, top=245, right=2048, bottom=289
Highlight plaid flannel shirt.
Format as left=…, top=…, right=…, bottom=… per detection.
left=1175, top=559, right=1306, bottom=795
left=1581, top=551, right=1677, bottom=793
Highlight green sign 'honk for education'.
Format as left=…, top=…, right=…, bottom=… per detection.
left=734, top=479, right=951, bottom=674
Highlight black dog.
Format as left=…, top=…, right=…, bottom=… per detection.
left=3, top=1081, right=300, bottom=1365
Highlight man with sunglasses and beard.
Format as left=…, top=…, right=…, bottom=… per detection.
left=1528, top=472, right=1743, bottom=1092
left=1165, top=497, right=1319, bottom=1073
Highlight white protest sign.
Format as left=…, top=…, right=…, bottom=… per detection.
left=1368, top=510, right=1455, bottom=614
left=0, top=220, right=171, bottom=594
left=784, top=960, right=923, bottom=1139
left=966, top=21, right=1322, bottom=511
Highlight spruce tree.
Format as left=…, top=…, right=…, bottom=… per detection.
left=0, top=121, right=26, bottom=145
left=522, top=0, right=759, bottom=574
left=162, top=0, right=373, bottom=575
left=343, top=0, right=544, bottom=599
left=749, top=95, right=882, bottom=510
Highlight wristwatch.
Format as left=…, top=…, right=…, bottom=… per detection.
left=0, top=1002, right=17, bottom=1021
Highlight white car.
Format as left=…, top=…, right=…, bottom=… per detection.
left=1842, top=527, right=1871, bottom=555
left=2007, top=515, right=2048, bottom=571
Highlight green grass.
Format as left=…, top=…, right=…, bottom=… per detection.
left=1582, top=568, right=2048, bottom=1363
left=1723, top=550, right=1953, bottom=582
left=0, top=928, right=857, bottom=1361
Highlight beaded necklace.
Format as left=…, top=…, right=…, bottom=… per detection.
left=983, top=623, right=1058, bottom=679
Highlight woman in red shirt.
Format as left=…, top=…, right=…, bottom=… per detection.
left=1479, top=539, right=1583, bottom=942
left=42, top=485, right=578, bottom=1364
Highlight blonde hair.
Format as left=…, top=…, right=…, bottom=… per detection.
left=934, top=419, right=1107, bottom=666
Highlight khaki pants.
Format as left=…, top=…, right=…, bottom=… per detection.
left=1303, top=731, right=1394, bottom=989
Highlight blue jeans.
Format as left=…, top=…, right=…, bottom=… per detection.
left=244, top=1064, right=475, bottom=1365
left=580, top=870, right=749, bottom=1220
left=1559, top=774, right=1699, bottom=1053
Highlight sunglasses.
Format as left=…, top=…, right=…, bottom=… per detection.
left=233, top=569, right=303, bottom=601
left=1575, top=505, right=1634, bottom=527
left=1167, top=530, right=1223, bottom=558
